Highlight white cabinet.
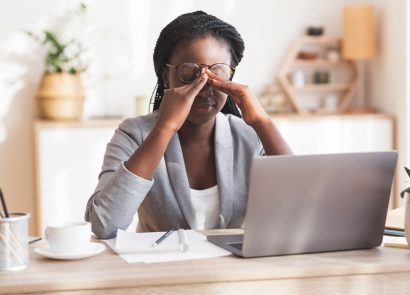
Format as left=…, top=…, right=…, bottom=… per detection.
left=34, top=120, right=120, bottom=235
left=34, top=113, right=395, bottom=235
left=273, top=113, right=396, bottom=209
left=273, top=113, right=394, bottom=154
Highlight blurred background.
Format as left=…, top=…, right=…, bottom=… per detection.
left=0, top=0, right=407, bottom=235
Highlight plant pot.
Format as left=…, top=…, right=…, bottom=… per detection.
left=36, top=73, right=84, bottom=120
left=405, top=194, right=410, bottom=245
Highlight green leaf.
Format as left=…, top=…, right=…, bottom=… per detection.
left=401, top=167, right=410, bottom=198
left=23, top=29, right=42, bottom=43
left=79, top=3, right=87, bottom=12
left=23, top=1, right=88, bottom=74
left=44, top=31, right=66, bottom=54
left=405, top=167, right=410, bottom=178
left=400, top=187, right=410, bottom=198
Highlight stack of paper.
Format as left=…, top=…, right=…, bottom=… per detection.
left=103, top=230, right=231, bottom=263
left=384, top=207, right=409, bottom=248
left=383, top=235, right=410, bottom=249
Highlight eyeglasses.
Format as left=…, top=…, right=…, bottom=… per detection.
left=166, top=62, right=235, bottom=83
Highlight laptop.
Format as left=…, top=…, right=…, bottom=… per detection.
left=207, top=151, right=397, bottom=257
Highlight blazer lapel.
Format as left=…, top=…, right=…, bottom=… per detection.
left=164, top=133, right=197, bottom=229
left=214, top=113, right=234, bottom=228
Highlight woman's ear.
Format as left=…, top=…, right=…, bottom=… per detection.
left=161, top=68, right=169, bottom=89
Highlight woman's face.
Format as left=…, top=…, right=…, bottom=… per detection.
left=163, top=36, right=232, bottom=126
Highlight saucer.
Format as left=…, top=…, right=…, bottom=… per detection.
left=35, top=242, right=105, bottom=260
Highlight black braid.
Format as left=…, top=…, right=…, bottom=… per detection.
left=151, top=11, right=244, bottom=117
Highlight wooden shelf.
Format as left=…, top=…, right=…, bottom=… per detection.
left=293, top=60, right=351, bottom=68
left=277, top=36, right=358, bottom=114
left=292, top=83, right=351, bottom=92
left=297, top=36, right=341, bottom=44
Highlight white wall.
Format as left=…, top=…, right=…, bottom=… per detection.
left=367, top=0, right=407, bottom=206
left=81, top=0, right=364, bottom=118
left=0, top=0, right=75, bottom=233
left=0, top=0, right=397, bottom=234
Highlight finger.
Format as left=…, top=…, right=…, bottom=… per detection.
left=205, top=69, right=242, bottom=93
left=208, top=81, right=241, bottom=106
left=205, top=68, right=222, bottom=81
left=186, top=72, right=208, bottom=94
left=207, top=76, right=240, bottom=97
left=205, top=69, right=235, bottom=88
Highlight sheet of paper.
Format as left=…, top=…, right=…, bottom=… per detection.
left=103, top=230, right=231, bottom=263
left=115, top=230, right=182, bottom=251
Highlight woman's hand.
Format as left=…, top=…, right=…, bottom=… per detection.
left=207, top=69, right=292, bottom=155
left=206, top=69, right=270, bottom=128
left=156, top=71, right=208, bottom=134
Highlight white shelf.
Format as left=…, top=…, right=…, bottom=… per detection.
left=292, top=83, right=351, bottom=92
left=293, top=60, right=351, bottom=68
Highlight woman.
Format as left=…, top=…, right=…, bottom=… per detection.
left=85, top=11, right=292, bottom=239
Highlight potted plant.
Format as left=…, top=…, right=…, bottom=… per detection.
left=400, top=167, right=410, bottom=245
left=26, top=3, right=87, bottom=120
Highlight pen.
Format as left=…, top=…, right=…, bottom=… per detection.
left=28, top=236, right=42, bottom=244
left=152, top=229, right=174, bottom=247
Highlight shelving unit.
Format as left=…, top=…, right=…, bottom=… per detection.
left=278, top=36, right=358, bottom=114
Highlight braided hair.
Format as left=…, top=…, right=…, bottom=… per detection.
left=151, top=11, right=244, bottom=117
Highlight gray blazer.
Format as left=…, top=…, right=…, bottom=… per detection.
left=85, top=111, right=264, bottom=239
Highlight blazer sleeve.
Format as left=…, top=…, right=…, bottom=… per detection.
left=84, top=119, right=154, bottom=239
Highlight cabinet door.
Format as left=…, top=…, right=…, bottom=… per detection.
left=36, top=126, right=115, bottom=234
left=274, top=117, right=394, bottom=154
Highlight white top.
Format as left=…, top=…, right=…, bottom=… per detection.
left=190, top=185, right=220, bottom=230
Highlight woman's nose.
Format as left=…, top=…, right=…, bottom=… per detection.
left=198, top=82, right=213, bottom=97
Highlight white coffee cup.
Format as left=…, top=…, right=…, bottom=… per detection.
left=45, top=222, right=91, bottom=254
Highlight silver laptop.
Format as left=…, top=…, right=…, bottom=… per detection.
left=207, top=151, right=397, bottom=257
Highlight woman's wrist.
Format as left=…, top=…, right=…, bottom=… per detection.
left=249, top=113, right=272, bottom=131
left=250, top=114, right=293, bottom=155
left=153, top=122, right=178, bottom=138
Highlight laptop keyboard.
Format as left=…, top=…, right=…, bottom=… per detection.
left=228, top=242, right=243, bottom=251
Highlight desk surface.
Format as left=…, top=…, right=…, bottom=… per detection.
left=2, top=230, right=410, bottom=295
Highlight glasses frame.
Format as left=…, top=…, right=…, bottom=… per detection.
left=166, top=62, right=235, bottom=83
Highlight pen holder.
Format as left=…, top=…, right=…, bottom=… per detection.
left=0, top=212, right=30, bottom=271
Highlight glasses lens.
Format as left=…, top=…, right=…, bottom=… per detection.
left=177, top=63, right=201, bottom=82
left=209, top=64, right=232, bottom=80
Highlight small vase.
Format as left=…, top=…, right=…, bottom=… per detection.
left=36, top=73, right=84, bottom=120
left=405, top=194, right=410, bottom=245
